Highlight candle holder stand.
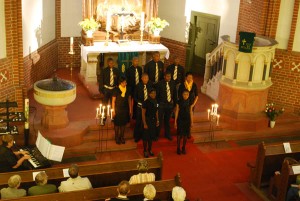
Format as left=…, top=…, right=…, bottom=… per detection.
left=68, top=51, right=75, bottom=76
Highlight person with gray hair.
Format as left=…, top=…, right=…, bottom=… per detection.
left=172, top=186, right=186, bottom=201
left=28, top=171, right=57, bottom=195
left=0, top=175, right=26, bottom=199
left=129, top=159, right=155, bottom=184
left=143, top=184, right=161, bottom=201
left=58, top=164, right=92, bottom=192
left=105, top=180, right=133, bottom=201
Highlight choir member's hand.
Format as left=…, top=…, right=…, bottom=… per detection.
left=144, top=124, right=148, bottom=129
left=174, top=122, right=177, bottom=129
left=156, top=121, right=159, bottom=127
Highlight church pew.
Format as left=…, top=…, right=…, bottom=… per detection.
left=5, top=173, right=181, bottom=201
left=248, top=141, right=300, bottom=189
left=0, top=152, right=163, bottom=190
left=268, top=159, right=299, bottom=201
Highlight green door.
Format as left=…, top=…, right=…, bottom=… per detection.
left=187, top=12, right=220, bottom=75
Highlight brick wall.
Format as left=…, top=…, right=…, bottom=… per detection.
left=0, top=0, right=24, bottom=111
left=237, top=0, right=300, bottom=113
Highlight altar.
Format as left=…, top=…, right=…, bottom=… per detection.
left=80, top=41, right=170, bottom=82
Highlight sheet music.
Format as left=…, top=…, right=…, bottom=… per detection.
left=63, top=168, right=70, bottom=177
left=283, top=142, right=292, bottom=153
left=48, top=144, right=65, bottom=162
left=32, top=171, right=45, bottom=181
left=292, top=166, right=300, bottom=174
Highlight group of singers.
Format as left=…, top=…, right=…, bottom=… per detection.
left=99, top=51, right=198, bottom=158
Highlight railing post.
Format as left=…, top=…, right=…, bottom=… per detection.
left=201, top=53, right=211, bottom=93
left=248, top=63, right=254, bottom=86
left=232, top=61, right=238, bottom=84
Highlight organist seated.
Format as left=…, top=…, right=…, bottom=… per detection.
left=0, top=134, right=31, bottom=173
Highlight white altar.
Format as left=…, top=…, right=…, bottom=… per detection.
left=80, top=41, right=170, bottom=82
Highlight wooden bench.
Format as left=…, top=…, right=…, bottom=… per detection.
left=248, top=141, right=300, bottom=189
left=268, top=159, right=300, bottom=201
left=5, top=173, right=181, bottom=201
left=0, top=152, right=163, bottom=190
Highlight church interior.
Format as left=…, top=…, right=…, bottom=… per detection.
left=1, top=0, right=300, bottom=200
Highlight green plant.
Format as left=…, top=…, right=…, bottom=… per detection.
left=78, top=18, right=100, bottom=32
left=265, top=103, right=284, bottom=121
left=146, top=17, right=169, bottom=33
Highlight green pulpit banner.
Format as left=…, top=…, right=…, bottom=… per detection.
left=118, top=52, right=139, bottom=76
left=239, top=32, right=256, bottom=53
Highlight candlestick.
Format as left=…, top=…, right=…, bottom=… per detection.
left=100, top=104, right=102, bottom=113
left=121, top=15, right=124, bottom=32
left=106, top=11, right=111, bottom=31
left=107, top=105, right=110, bottom=117
left=140, top=12, right=145, bottom=30
left=102, top=106, right=106, bottom=115
left=215, top=104, right=218, bottom=115
left=102, top=112, right=104, bottom=118
left=70, top=37, right=74, bottom=53
left=207, top=109, right=210, bottom=120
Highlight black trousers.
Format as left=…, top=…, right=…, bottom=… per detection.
left=134, top=106, right=142, bottom=140
left=157, top=103, right=173, bottom=138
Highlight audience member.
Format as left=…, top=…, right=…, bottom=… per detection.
left=0, top=134, right=31, bottom=172
left=0, top=175, right=26, bottom=199
left=156, top=71, right=176, bottom=141
left=142, top=88, right=159, bottom=157
left=28, top=171, right=57, bottom=196
left=142, top=184, right=161, bottom=201
left=134, top=73, right=152, bottom=142
left=172, top=186, right=186, bottom=201
left=105, top=180, right=132, bottom=201
left=129, top=159, right=155, bottom=184
left=175, top=90, right=193, bottom=155
left=144, top=51, right=164, bottom=86
left=112, top=76, right=132, bottom=144
left=58, top=164, right=92, bottom=192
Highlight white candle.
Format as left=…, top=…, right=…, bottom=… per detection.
left=121, top=15, right=124, bottom=32
left=106, top=12, right=111, bottom=31
left=211, top=104, right=214, bottom=114
left=102, top=112, right=104, bottom=118
left=103, top=106, right=106, bottom=115
left=107, top=105, right=110, bottom=117
left=70, top=37, right=74, bottom=53
left=207, top=109, right=210, bottom=120
left=217, top=115, right=220, bottom=126
left=140, top=12, right=145, bottom=30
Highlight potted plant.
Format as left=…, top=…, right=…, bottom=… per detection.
left=146, top=17, right=169, bottom=36
left=78, top=18, right=100, bottom=38
left=265, top=103, right=284, bottom=128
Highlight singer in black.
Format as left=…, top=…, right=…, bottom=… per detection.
left=112, top=76, right=132, bottom=145
left=133, top=73, right=152, bottom=142
left=156, top=71, right=176, bottom=141
left=142, top=88, right=159, bottom=158
left=166, top=56, right=185, bottom=86
left=126, top=57, right=142, bottom=119
left=144, top=51, right=164, bottom=86
left=99, top=58, right=120, bottom=105
left=0, top=135, right=31, bottom=173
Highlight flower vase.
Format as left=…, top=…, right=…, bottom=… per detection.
left=270, top=120, right=276, bottom=128
left=86, top=30, right=94, bottom=38
left=153, top=29, right=161, bottom=37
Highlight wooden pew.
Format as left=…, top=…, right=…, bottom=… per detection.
left=268, top=159, right=300, bottom=201
left=248, top=141, right=300, bottom=189
left=5, top=173, right=181, bottom=201
left=0, top=152, right=163, bottom=190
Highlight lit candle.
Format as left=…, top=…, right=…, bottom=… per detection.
left=211, top=104, right=214, bottom=114
left=121, top=15, right=124, bottom=32
left=103, top=106, right=106, bottom=115
left=70, top=37, right=74, bottom=53
left=217, top=115, right=220, bottom=126
left=106, top=11, right=111, bottom=31
left=207, top=109, right=210, bottom=120
left=140, top=12, right=145, bottom=30
left=107, top=105, right=110, bottom=117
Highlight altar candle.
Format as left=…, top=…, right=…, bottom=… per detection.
left=102, top=111, right=104, bottom=118
left=121, top=15, right=124, bottom=32
left=70, top=37, right=74, bottom=52
left=140, top=12, right=145, bottom=30
left=217, top=114, right=220, bottom=126
left=207, top=109, right=210, bottom=120
left=107, top=105, right=110, bottom=117
left=106, top=12, right=111, bottom=31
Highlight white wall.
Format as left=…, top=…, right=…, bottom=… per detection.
left=293, top=4, right=300, bottom=52
left=0, top=0, right=6, bottom=59
left=276, top=0, right=295, bottom=50
left=61, top=0, right=82, bottom=37
left=22, top=0, right=56, bottom=57
left=158, top=0, right=240, bottom=43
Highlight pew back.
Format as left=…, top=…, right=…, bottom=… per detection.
left=0, top=152, right=163, bottom=190
left=5, top=173, right=181, bottom=201
left=251, top=142, right=300, bottom=188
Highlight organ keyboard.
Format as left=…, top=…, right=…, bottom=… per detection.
left=21, top=147, right=52, bottom=169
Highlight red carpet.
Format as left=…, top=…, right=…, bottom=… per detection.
left=137, top=143, right=261, bottom=201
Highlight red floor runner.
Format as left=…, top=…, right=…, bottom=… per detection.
left=137, top=144, right=261, bottom=201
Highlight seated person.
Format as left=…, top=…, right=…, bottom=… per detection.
left=0, top=175, right=26, bottom=199
left=0, top=134, right=31, bottom=173
left=105, top=180, right=132, bottom=201
left=58, top=164, right=92, bottom=192
left=142, top=184, right=161, bottom=201
left=28, top=171, right=57, bottom=195
left=172, top=186, right=186, bottom=201
left=129, top=159, right=155, bottom=184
